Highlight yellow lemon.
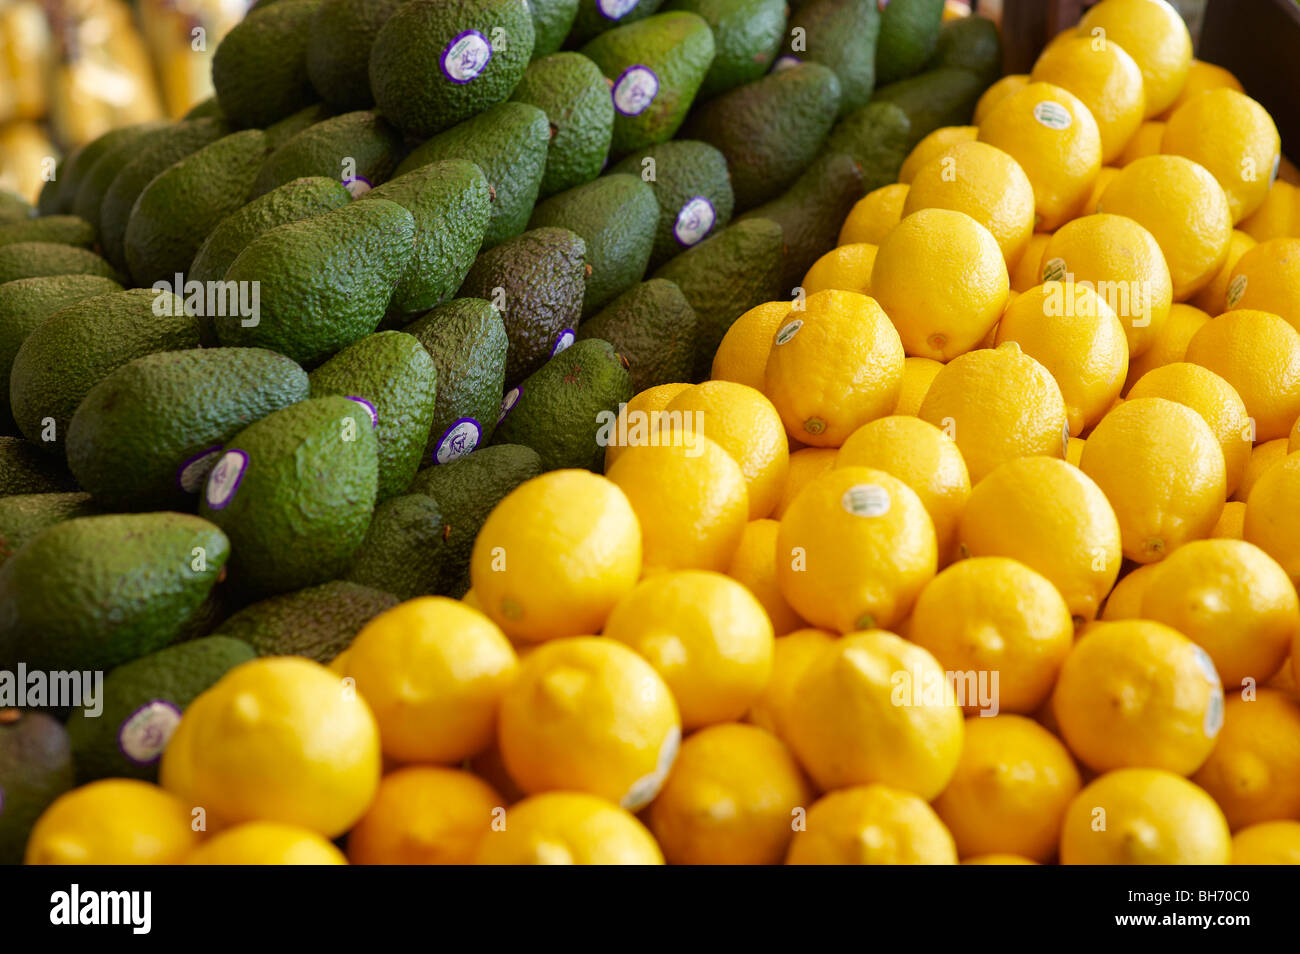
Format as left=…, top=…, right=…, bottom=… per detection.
left=1059, top=768, right=1230, bottom=864
left=1226, top=237, right=1300, bottom=331
left=327, top=648, right=352, bottom=676
left=1101, top=563, right=1160, bottom=620
left=726, top=519, right=806, bottom=636
left=932, top=714, right=1082, bottom=862
left=473, top=792, right=663, bottom=865
left=603, top=382, right=690, bottom=469
left=838, top=182, right=908, bottom=246
left=1031, top=34, right=1145, bottom=164
left=25, top=779, right=199, bottom=865
left=977, top=81, right=1103, bottom=231
left=1010, top=232, right=1053, bottom=293
left=184, top=822, right=346, bottom=865
left=1082, top=165, right=1121, bottom=215
left=898, top=125, right=979, bottom=184
left=1239, top=179, right=1298, bottom=242
left=962, top=854, right=1040, bottom=865
left=893, top=356, right=944, bottom=417
left=973, top=73, right=1028, bottom=124
left=786, top=784, right=958, bottom=865
left=647, top=722, right=812, bottom=865
left=1185, top=308, right=1300, bottom=440
left=1066, top=435, right=1085, bottom=466
left=776, top=467, right=937, bottom=633
left=1231, top=821, right=1300, bottom=864
left=1211, top=500, right=1246, bottom=539
left=160, top=657, right=380, bottom=837
left=498, top=637, right=680, bottom=810
left=1079, top=397, right=1226, bottom=562
left=918, top=342, right=1068, bottom=483
left=347, top=766, right=501, bottom=865
left=746, top=627, right=838, bottom=741
left=1159, top=58, right=1243, bottom=120
left=1192, top=690, right=1300, bottom=829
left=785, top=630, right=963, bottom=797
left=1077, top=0, right=1192, bottom=117
left=1244, top=451, right=1300, bottom=584
left=1053, top=619, right=1224, bottom=774
left=801, top=242, right=876, bottom=296
left=346, top=597, right=517, bottom=763
left=711, top=302, right=791, bottom=392
left=773, top=446, right=837, bottom=519
left=1117, top=119, right=1166, bottom=165
left=603, top=570, right=774, bottom=729
left=763, top=289, right=904, bottom=446
left=1124, top=302, right=1211, bottom=391
left=1236, top=438, right=1289, bottom=502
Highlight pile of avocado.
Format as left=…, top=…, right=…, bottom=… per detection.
left=0, top=0, right=1001, bottom=858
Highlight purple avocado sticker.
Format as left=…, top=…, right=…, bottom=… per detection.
left=343, top=175, right=373, bottom=198
left=551, top=328, right=576, bottom=356
left=673, top=196, right=716, bottom=248
left=612, top=65, right=659, bottom=117
left=346, top=396, right=378, bottom=428
left=176, top=444, right=224, bottom=494
left=117, top=700, right=183, bottom=766
left=435, top=418, right=482, bottom=465
left=441, top=29, right=492, bottom=85
left=599, top=0, right=640, bottom=20
left=205, top=449, right=248, bottom=511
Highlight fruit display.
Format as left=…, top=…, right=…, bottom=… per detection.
left=4, top=0, right=1300, bottom=872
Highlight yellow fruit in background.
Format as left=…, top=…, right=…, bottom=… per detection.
left=648, top=723, right=811, bottom=866
left=1053, top=619, right=1223, bottom=775
left=1031, top=35, right=1145, bottom=164
left=1097, top=155, right=1233, bottom=300
left=1243, top=451, right=1300, bottom=583
left=1159, top=58, right=1243, bottom=120
left=974, top=73, right=1028, bottom=124
left=25, top=779, right=199, bottom=865
left=786, top=785, right=958, bottom=865
left=763, top=290, right=904, bottom=447
left=1126, top=362, right=1252, bottom=497
left=1192, top=690, right=1300, bottom=829
left=911, top=558, right=1074, bottom=715
left=801, top=242, right=876, bottom=296
left=777, top=466, right=937, bottom=633
left=1231, top=821, right=1300, bottom=864
left=977, top=81, right=1102, bottom=231
left=327, top=648, right=352, bottom=676
left=1162, top=89, right=1281, bottom=223
left=785, top=630, right=963, bottom=797
left=918, top=342, right=1067, bottom=483
left=838, top=183, right=909, bottom=246
left=893, top=356, right=944, bottom=417
left=898, top=125, right=979, bottom=184
left=903, top=141, right=1035, bottom=266
left=346, top=597, right=518, bottom=763
left=1101, top=563, right=1160, bottom=620
left=746, top=627, right=837, bottom=741
left=710, top=301, right=791, bottom=392
left=1082, top=165, right=1120, bottom=215
left=996, top=282, right=1128, bottom=435
left=1079, top=397, right=1226, bottom=563
left=1239, top=179, right=1298, bottom=242
left=1226, top=237, right=1300, bottom=331
left=160, top=657, right=380, bottom=838
left=1185, top=308, right=1300, bottom=441
left=1236, top=438, right=1289, bottom=502
left=1059, top=768, right=1230, bottom=864
left=184, top=822, right=347, bottom=865
left=471, top=470, right=641, bottom=641
left=347, top=766, right=501, bottom=865
left=603, top=382, right=690, bottom=469
left=497, top=637, right=680, bottom=811
left=1124, top=302, right=1211, bottom=391
left=871, top=208, right=1009, bottom=361
left=473, top=792, right=663, bottom=865
left=1117, top=119, right=1165, bottom=165
left=1212, top=500, right=1246, bottom=540
left=1077, top=0, right=1192, bottom=117
left=1066, top=435, right=1085, bottom=466
left=1040, top=214, right=1173, bottom=358
left=963, top=854, right=1040, bottom=865
left=1010, top=232, right=1053, bottom=293
left=773, top=447, right=837, bottom=519
left=932, top=715, right=1082, bottom=863
left=726, top=519, right=806, bottom=635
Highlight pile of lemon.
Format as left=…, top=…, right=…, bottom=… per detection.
left=24, top=0, right=1300, bottom=866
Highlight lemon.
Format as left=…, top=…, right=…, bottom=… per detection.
left=1211, top=500, right=1247, bottom=540
left=1077, top=0, right=1192, bottom=117
left=1159, top=58, right=1243, bottom=120
left=347, top=766, right=500, bottom=865
left=1163, top=89, right=1281, bottom=223
left=473, top=792, right=663, bottom=865
left=1080, top=397, right=1226, bottom=563
left=1117, top=119, right=1166, bottom=165
left=785, top=630, right=963, bottom=797
left=997, top=282, right=1128, bottom=435
left=327, top=648, right=352, bottom=676
left=1192, top=690, right=1300, bottom=829
left=1059, top=768, right=1230, bottom=864
left=777, top=466, right=936, bottom=633
left=1082, top=165, right=1121, bottom=215
left=962, top=854, right=1040, bottom=865
left=1244, top=452, right=1300, bottom=585
left=838, top=183, right=909, bottom=246
left=910, top=558, right=1074, bottom=715
left=973, top=73, right=1028, bottom=125
left=1236, top=438, right=1289, bottom=502
left=898, top=125, right=979, bottom=184
left=932, top=715, right=1082, bottom=862
left=977, top=81, right=1102, bottom=231
left=711, top=301, right=792, bottom=392
left=346, top=597, right=517, bottom=763
left=497, top=637, right=680, bottom=810
left=786, top=784, right=958, bottom=865
left=1240, top=179, right=1298, bottom=242
left=1186, top=308, right=1300, bottom=441
left=1226, top=237, right=1300, bottom=331
left=1031, top=34, right=1145, bottom=164
left=1066, top=435, right=1085, bottom=466
left=1053, top=619, right=1224, bottom=775
left=647, top=723, right=812, bottom=866
left=160, top=656, right=380, bottom=837
left=184, top=822, right=346, bottom=865
left=726, top=519, right=806, bottom=636
left=918, top=342, right=1067, bottom=483
left=801, top=242, right=876, bottom=296
left=603, top=382, right=690, bottom=469
left=25, top=779, right=199, bottom=865
left=1101, top=563, right=1159, bottom=620
left=1010, top=232, right=1053, bottom=293
left=746, top=627, right=837, bottom=741
left=871, top=208, right=1009, bottom=361
left=773, top=446, right=837, bottom=519
left=1124, top=302, right=1210, bottom=391
left=1126, top=362, right=1253, bottom=497
left=893, top=356, right=944, bottom=417
left=603, top=570, right=774, bottom=730
left=1231, top=821, right=1300, bottom=864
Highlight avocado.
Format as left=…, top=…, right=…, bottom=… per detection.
left=528, top=173, right=658, bottom=316
left=35, top=157, right=67, bottom=216
left=666, top=0, right=786, bottom=98
left=824, top=100, right=912, bottom=190
left=408, top=443, right=542, bottom=596
left=0, top=190, right=33, bottom=224
left=183, top=96, right=225, bottom=120
left=458, top=226, right=587, bottom=384
left=213, top=579, right=397, bottom=662
left=394, top=101, right=551, bottom=248
left=0, top=243, right=122, bottom=285
left=67, top=347, right=310, bottom=511
left=0, top=512, right=230, bottom=671
left=43, top=122, right=165, bottom=216
left=529, top=0, right=580, bottom=57
left=212, top=0, right=323, bottom=128
left=927, top=14, right=1001, bottom=86
left=580, top=11, right=715, bottom=157
left=875, top=0, right=944, bottom=84
left=567, top=0, right=664, bottom=46
left=652, top=216, right=784, bottom=378
left=264, top=103, right=334, bottom=149
left=0, top=710, right=74, bottom=866
left=70, top=122, right=171, bottom=233
left=509, top=52, right=615, bottom=198
left=0, top=492, right=98, bottom=566
left=370, top=0, right=535, bottom=139
left=9, top=289, right=198, bottom=455
left=307, top=0, right=405, bottom=110
left=308, top=331, right=438, bottom=500
left=781, top=0, right=880, bottom=116
left=63, top=636, right=256, bottom=783
left=0, top=215, right=95, bottom=250
left=402, top=298, right=509, bottom=464
left=198, top=395, right=379, bottom=597
left=252, top=110, right=403, bottom=197
left=360, top=160, right=491, bottom=316
left=869, top=65, right=988, bottom=147
left=610, top=139, right=734, bottom=269
left=0, top=438, right=79, bottom=497
left=344, top=493, right=446, bottom=598
left=216, top=198, right=416, bottom=366
left=576, top=278, right=697, bottom=391
left=681, top=62, right=842, bottom=211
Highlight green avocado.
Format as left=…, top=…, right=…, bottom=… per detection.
left=576, top=278, right=697, bottom=391
left=869, top=65, right=989, bottom=147
left=0, top=438, right=79, bottom=497
left=344, top=493, right=446, bottom=599
left=0, top=243, right=121, bottom=285
left=528, top=0, right=580, bottom=57
left=251, top=110, right=403, bottom=197
left=0, top=710, right=74, bottom=866
left=875, top=0, right=945, bottom=85
left=213, top=579, right=398, bottom=662
left=307, top=0, right=407, bottom=110
left=824, top=99, right=912, bottom=189
left=70, top=122, right=171, bottom=233
left=0, top=492, right=99, bottom=566
left=0, top=216, right=95, bottom=250
left=781, top=0, right=881, bottom=116
left=665, top=0, right=786, bottom=98
left=566, top=0, right=664, bottom=47
left=212, top=0, right=323, bottom=128
left=509, top=52, right=615, bottom=198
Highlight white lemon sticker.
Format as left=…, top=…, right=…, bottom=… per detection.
left=775, top=319, right=803, bottom=345
left=842, top=483, right=891, bottom=517
left=205, top=449, right=247, bottom=510
left=498, top=386, right=522, bottom=424
left=622, top=725, right=681, bottom=812
left=1033, top=101, right=1072, bottom=130
left=613, top=65, right=659, bottom=117
left=176, top=444, right=223, bottom=494
left=440, top=30, right=492, bottom=85
left=1226, top=273, right=1248, bottom=309
left=435, top=418, right=481, bottom=465
left=1191, top=646, right=1224, bottom=737
left=118, top=700, right=182, bottom=766
left=673, top=196, right=715, bottom=248
left=1042, top=256, right=1068, bottom=283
